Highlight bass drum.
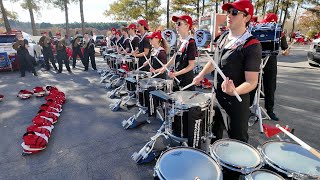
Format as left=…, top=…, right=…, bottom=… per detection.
left=195, top=30, right=212, bottom=47
left=162, top=29, right=177, bottom=48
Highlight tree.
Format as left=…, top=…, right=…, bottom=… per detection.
left=290, top=0, right=302, bottom=41
left=105, top=0, right=163, bottom=22
left=72, top=0, right=85, bottom=34
left=51, top=0, right=70, bottom=36
left=0, top=0, right=12, bottom=32
left=11, top=0, right=41, bottom=35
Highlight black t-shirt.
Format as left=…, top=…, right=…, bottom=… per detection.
left=151, top=49, right=167, bottom=79
left=131, top=36, right=140, bottom=52
left=138, top=32, right=151, bottom=71
left=117, top=36, right=124, bottom=47
left=15, top=39, right=29, bottom=54
left=111, top=36, right=117, bottom=46
left=215, top=32, right=261, bottom=98
left=84, top=39, right=95, bottom=53
left=122, top=38, right=130, bottom=52
left=175, top=38, right=196, bottom=87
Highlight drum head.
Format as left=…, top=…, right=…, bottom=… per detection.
left=195, top=30, right=212, bottom=47
left=139, top=78, right=165, bottom=89
left=211, top=139, right=262, bottom=171
left=248, top=169, right=284, bottom=180
left=169, top=91, right=210, bottom=109
left=156, top=147, right=222, bottom=180
left=261, top=141, right=320, bottom=178
left=162, top=29, right=177, bottom=48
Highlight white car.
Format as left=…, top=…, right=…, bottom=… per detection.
left=0, top=31, right=42, bottom=60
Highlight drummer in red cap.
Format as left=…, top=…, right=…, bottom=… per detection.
left=132, top=19, right=151, bottom=71
left=110, top=27, right=117, bottom=47
left=193, top=0, right=262, bottom=143
left=55, top=32, right=72, bottom=73
left=249, top=13, right=288, bottom=121
left=143, top=31, right=169, bottom=79
left=160, top=15, right=197, bottom=91
left=39, top=31, right=57, bottom=71
left=127, top=23, right=140, bottom=52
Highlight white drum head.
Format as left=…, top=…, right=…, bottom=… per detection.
left=156, top=147, right=222, bottom=180
left=247, top=169, right=285, bottom=180
left=162, top=29, right=177, bottom=48
left=169, top=91, right=210, bottom=109
left=211, top=139, right=262, bottom=172
left=261, top=141, right=320, bottom=178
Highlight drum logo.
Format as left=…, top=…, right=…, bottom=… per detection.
left=172, top=151, right=182, bottom=156
left=193, top=119, right=202, bottom=148
left=164, top=31, right=172, bottom=44
left=196, top=32, right=204, bottom=44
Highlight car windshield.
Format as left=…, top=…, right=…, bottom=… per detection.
left=96, top=36, right=104, bottom=40
left=0, top=35, right=16, bottom=43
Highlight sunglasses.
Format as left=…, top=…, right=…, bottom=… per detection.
left=227, top=9, right=247, bottom=16
left=176, top=22, right=186, bottom=26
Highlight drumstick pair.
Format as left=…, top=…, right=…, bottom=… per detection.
left=152, top=53, right=181, bottom=84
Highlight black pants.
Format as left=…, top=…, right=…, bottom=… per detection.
left=84, top=51, right=96, bottom=70
left=212, top=94, right=250, bottom=143
left=17, top=50, right=36, bottom=76
left=250, top=55, right=277, bottom=113
left=57, top=51, right=71, bottom=72
left=72, top=49, right=84, bottom=67
left=43, top=50, right=57, bottom=70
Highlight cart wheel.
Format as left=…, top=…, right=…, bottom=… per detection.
left=21, top=152, right=29, bottom=156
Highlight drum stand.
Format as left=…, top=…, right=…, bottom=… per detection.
left=193, top=48, right=203, bottom=74
left=249, top=55, right=271, bottom=133
left=131, top=96, right=188, bottom=164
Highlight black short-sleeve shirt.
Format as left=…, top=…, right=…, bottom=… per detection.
left=122, top=38, right=130, bottom=52
left=138, top=33, right=151, bottom=71
left=175, top=38, right=196, bottom=87
left=215, top=32, right=262, bottom=97
left=151, top=49, right=167, bottom=79
left=131, top=36, right=140, bottom=52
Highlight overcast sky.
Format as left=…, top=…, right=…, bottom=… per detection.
left=3, top=0, right=116, bottom=24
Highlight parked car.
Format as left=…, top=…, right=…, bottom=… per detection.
left=307, top=38, right=320, bottom=67
left=95, top=35, right=106, bottom=47
left=0, top=31, right=42, bottom=71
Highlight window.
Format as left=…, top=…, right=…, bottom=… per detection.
left=0, top=35, right=16, bottom=43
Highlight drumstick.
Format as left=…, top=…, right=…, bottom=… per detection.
left=205, top=51, right=242, bottom=102
left=143, top=54, right=153, bottom=68
left=136, top=65, right=144, bottom=71
left=128, top=39, right=140, bottom=70
left=151, top=72, right=161, bottom=78
left=180, top=82, right=195, bottom=91
left=153, top=55, right=180, bottom=84
left=276, top=124, right=320, bottom=158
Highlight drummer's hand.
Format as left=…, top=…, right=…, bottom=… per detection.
left=221, top=77, right=235, bottom=96
left=168, top=71, right=176, bottom=78
left=132, top=51, right=137, bottom=57
left=193, top=74, right=204, bottom=86
left=143, top=61, right=148, bottom=67
left=159, top=67, right=166, bottom=73
left=150, top=67, right=156, bottom=73
left=282, top=49, right=289, bottom=56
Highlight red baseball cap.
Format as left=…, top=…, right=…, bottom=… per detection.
left=126, top=23, right=137, bottom=30
left=56, top=32, right=61, bottom=36
left=111, top=27, right=116, bottom=31
left=115, top=31, right=121, bottom=36
left=137, top=19, right=149, bottom=30
left=146, top=31, right=162, bottom=39
left=172, top=15, right=193, bottom=29
left=41, top=31, right=47, bottom=35
left=261, top=13, right=278, bottom=23
left=222, top=0, right=254, bottom=17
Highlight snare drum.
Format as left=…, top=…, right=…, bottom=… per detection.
left=154, top=147, right=223, bottom=180
left=259, top=141, right=320, bottom=179
left=138, top=78, right=167, bottom=116
left=127, top=71, right=151, bottom=80
left=245, top=169, right=285, bottom=180
left=210, top=139, right=263, bottom=175
left=169, top=91, right=211, bottom=148
left=195, top=30, right=212, bottom=47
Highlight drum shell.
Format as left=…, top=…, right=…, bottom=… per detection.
left=138, top=86, right=165, bottom=116
left=125, top=77, right=137, bottom=92
left=245, top=169, right=285, bottom=180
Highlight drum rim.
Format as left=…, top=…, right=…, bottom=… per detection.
left=155, top=146, right=223, bottom=180
left=210, top=138, right=263, bottom=174
left=260, top=140, right=320, bottom=179
left=168, top=91, right=211, bottom=109
left=245, top=169, right=285, bottom=180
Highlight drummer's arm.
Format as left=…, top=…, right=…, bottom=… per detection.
left=199, top=60, right=215, bottom=77
left=174, top=60, right=195, bottom=76
left=135, top=48, right=150, bottom=58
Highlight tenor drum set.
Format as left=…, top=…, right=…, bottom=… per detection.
left=98, top=29, right=319, bottom=180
